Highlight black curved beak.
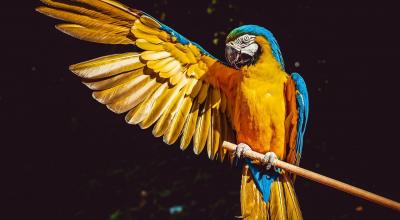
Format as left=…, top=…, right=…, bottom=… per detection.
left=225, top=45, right=255, bottom=69
left=225, top=44, right=240, bottom=69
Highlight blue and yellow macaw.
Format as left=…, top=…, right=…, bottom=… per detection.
left=37, top=0, right=309, bottom=219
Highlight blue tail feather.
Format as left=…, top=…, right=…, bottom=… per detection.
left=245, top=159, right=280, bottom=202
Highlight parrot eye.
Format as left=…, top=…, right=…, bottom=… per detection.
left=237, top=34, right=254, bottom=46
left=243, top=35, right=251, bottom=43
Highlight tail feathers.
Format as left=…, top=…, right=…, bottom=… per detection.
left=240, top=166, right=302, bottom=220
left=269, top=176, right=288, bottom=219
left=240, top=165, right=267, bottom=219
left=282, top=174, right=302, bottom=219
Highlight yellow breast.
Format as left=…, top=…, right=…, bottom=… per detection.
left=232, top=36, right=288, bottom=158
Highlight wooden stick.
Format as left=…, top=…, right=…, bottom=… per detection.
left=222, top=141, right=400, bottom=212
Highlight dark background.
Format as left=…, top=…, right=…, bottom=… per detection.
left=2, top=0, right=399, bottom=219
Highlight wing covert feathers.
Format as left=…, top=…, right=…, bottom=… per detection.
left=38, top=0, right=236, bottom=160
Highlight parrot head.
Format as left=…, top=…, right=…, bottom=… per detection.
left=225, top=25, right=285, bottom=70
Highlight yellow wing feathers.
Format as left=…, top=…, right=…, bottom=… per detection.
left=37, top=0, right=236, bottom=160
left=37, top=0, right=137, bottom=44
left=72, top=51, right=231, bottom=160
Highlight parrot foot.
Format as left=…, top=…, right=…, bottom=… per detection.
left=236, top=143, right=252, bottom=159
left=235, top=143, right=251, bottom=166
left=261, top=152, right=278, bottom=170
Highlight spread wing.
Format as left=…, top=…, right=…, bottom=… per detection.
left=285, top=73, right=309, bottom=167
left=36, top=0, right=237, bottom=161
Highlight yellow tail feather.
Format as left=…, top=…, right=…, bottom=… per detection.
left=240, top=165, right=302, bottom=220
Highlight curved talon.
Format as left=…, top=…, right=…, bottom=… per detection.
left=262, top=152, right=278, bottom=170
left=235, top=143, right=251, bottom=159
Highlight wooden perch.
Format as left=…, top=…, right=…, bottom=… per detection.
left=222, top=141, right=400, bottom=212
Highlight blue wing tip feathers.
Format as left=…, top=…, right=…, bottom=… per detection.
left=291, top=73, right=309, bottom=163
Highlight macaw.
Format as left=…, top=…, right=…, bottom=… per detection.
left=37, top=0, right=309, bottom=219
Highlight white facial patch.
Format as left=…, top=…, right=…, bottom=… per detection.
left=241, top=43, right=259, bottom=56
